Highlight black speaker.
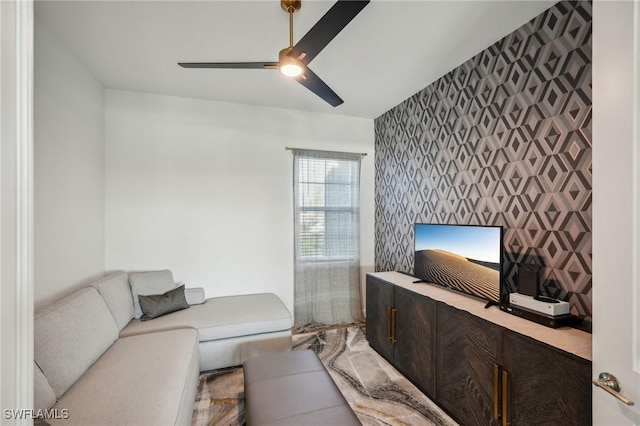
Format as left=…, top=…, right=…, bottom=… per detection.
left=518, top=264, right=540, bottom=297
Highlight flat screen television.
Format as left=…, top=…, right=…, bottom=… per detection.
left=414, top=223, right=503, bottom=304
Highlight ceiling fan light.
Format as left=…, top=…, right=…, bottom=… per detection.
left=280, top=62, right=303, bottom=77
left=278, top=47, right=304, bottom=77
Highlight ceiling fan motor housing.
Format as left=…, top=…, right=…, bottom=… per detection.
left=279, top=47, right=304, bottom=77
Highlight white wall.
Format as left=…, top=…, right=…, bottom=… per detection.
left=105, top=90, right=374, bottom=313
left=34, top=20, right=105, bottom=309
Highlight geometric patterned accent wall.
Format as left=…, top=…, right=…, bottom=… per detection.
left=374, top=1, right=592, bottom=320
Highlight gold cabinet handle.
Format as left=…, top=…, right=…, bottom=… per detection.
left=387, top=307, right=393, bottom=342
left=390, top=308, right=398, bottom=343
left=502, top=370, right=510, bottom=426
left=493, top=364, right=501, bottom=421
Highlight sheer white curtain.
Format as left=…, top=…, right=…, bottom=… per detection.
left=293, top=149, right=363, bottom=329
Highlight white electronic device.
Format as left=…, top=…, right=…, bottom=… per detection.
left=508, top=292, right=570, bottom=317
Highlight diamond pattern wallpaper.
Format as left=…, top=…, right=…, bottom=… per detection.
left=374, top=1, right=592, bottom=319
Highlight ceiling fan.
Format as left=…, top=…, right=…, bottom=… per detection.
left=178, top=0, right=369, bottom=107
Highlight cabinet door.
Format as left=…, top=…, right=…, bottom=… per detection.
left=502, top=331, right=591, bottom=426
left=436, top=305, right=503, bottom=426
left=394, top=286, right=437, bottom=397
left=365, top=276, right=394, bottom=362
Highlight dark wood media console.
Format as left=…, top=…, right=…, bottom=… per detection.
left=366, top=272, right=592, bottom=426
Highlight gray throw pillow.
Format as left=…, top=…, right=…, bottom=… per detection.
left=129, top=270, right=176, bottom=319
left=138, top=285, right=189, bottom=321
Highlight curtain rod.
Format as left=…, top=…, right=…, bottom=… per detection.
left=285, top=147, right=368, bottom=156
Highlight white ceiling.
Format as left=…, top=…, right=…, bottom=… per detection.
left=35, top=0, right=556, bottom=119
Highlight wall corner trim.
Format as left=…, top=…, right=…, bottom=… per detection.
left=14, top=0, right=35, bottom=417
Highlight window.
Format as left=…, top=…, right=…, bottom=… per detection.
left=292, top=149, right=363, bottom=329
left=296, top=154, right=360, bottom=262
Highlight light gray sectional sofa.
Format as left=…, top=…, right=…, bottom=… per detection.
left=34, top=270, right=292, bottom=426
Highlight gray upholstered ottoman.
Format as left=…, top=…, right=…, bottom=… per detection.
left=243, top=349, right=361, bottom=426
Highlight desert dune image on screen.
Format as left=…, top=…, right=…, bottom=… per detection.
left=414, top=224, right=501, bottom=302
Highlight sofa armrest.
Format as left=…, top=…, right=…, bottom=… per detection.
left=184, top=287, right=206, bottom=305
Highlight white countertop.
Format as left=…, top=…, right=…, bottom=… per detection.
left=369, top=271, right=592, bottom=361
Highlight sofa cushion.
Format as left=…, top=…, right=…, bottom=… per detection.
left=184, top=287, right=205, bottom=305
left=49, top=329, right=199, bottom=426
left=34, top=287, right=119, bottom=398
left=120, top=293, right=292, bottom=341
left=34, top=362, right=56, bottom=412
left=92, top=271, right=134, bottom=331
left=139, top=285, right=189, bottom=320
left=129, top=270, right=175, bottom=319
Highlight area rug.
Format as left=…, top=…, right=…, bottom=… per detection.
left=192, top=366, right=244, bottom=426
left=192, top=326, right=458, bottom=426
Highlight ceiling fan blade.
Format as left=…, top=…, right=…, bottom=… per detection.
left=178, top=62, right=279, bottom=69
left=294, top=68, right=343, bottom=107
left=288, top=0, right=369, bottom=65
